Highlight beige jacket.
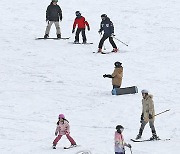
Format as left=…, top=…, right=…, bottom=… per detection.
left=112, top=67, right=123, bottom=86
left=142, top=94, right=155, bottom=122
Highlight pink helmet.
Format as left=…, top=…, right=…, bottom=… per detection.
left=58, top=114, right=65, bottom=119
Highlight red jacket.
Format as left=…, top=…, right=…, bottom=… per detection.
left=73, top=16, right=89, bottom=29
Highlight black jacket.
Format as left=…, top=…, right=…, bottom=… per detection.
left=46, top=2, right=62, bottom=21
left=99, top=17, right=114, bottom=36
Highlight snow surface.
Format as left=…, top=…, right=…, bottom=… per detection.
left=0, top=0, right=180, bottom=153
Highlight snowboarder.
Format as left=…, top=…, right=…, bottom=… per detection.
left=98, top=14, right=118, bottom=53
left=44, top=0, right=62, bottom=39
left=103, top=62, right=123, bottom=89
left=136, top=90, right=159, bottom=140
left=72, top=11, right=90, bottom=43
left=52, top=114, right=76, bottom=149
left=115, top=125, right=131, bottom=154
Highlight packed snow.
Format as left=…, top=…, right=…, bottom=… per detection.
left=0, top=0, right=180, bottom=153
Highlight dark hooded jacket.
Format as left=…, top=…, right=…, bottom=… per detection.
left=99, top=17, right=114, bottom=36
left=46, top=2, right=62, bottom=21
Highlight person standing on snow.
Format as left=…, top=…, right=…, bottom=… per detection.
left=136, top=90, right=159, bottom=140
left=114, top=125, right=131, bottom=154
left=103, top=62, right=123, bottom=89
left=52, top=114, right=77, bottom=149
left=98, top=14, right=118, bottom=53
left=72, top=11, right=90, bottom=43
left=44, top=0, right=62, bottom=39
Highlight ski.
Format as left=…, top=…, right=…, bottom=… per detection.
left=35, top=37, right=70, bottom=40
left=64, top=145, right=80, bottom=149
left=93, top=51, right=112, bottom=54
left=69, top=42, right=93, bottom=44
left=130, top=138, right=170, bottom=142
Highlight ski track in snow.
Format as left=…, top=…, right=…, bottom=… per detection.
left=0, top=0, right=180, bottom=153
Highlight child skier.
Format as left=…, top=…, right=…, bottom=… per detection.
left=98, top=14, right=118, bottom=53
left=72, top=11, right=90, bottom=43
left=52, top=114, right=76, bottom=149
left=44, top=0, right=62, bottom=39
left=114, top=125, right=131, bottom=154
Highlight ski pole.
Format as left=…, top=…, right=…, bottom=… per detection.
left=130, top=148, right=133, bottom=154
left=113, top=37, right=128, bottom=46
left=155, top=109, right=170, bottom=117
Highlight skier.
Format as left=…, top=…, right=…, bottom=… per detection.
left=103, top=62, right=123, bottom=89
left=44, top=0, right=62, bottom=39
left=136, top=90, right=159, bottom=140
left=72, top=11, right=90, bottom=43
left=98, top=14, right=118, bottom=53
left=52, top=114, right=77, bottom=149
left=115, top=125, right=131, bottom=154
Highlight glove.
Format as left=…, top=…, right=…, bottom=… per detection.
left=98, top=30, right=102, bottom=35
left=149, top=114, right=153, bottom=119
left=72, top=28, right=75, bottom=33
left=60, top=16, right=62, bottom=21
left=103, top=74, right=107, bottom=78
left=55, top=132, right=58, bottom=136
left=87, top=26, right=90, bottom=31
left=141, top=113, right=144, bottom=121
left=111, top=33, right=115, bottom=37
left=127, top=143, right=132, bottom=148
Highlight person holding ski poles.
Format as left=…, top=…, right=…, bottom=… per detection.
left=103, top=61, right=123, bottom=89
left=115, top=125, right=131, bottom=154
left=52, top=114, right=77, bottom=149
left=136, top=89, right=159, bottom=140
left=72, top=11, right=90, bottom=43
left=98, top=14, right=118, bottom=53
left=44, top=0, right=62, bottom=39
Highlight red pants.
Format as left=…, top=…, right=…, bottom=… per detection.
left=53, top=134, right=76, bottom=145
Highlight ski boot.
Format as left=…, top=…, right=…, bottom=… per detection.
left=57, top=34, right=61, bottom=39
left=97, top=48, right=102, bottom=53
left=150, top=134, right=159, bottom=140
left=135, top=134, right=142, bottom=140
left=52, top=145, right=56, bottom=149
left=82, top=41, right=87, bottom=44
left=111, top=48, right=118, bottom=53
left=44, top=34, right=49, bottom=39
left=74, top=40, right=79, bottom=44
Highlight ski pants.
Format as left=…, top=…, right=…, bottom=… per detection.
left=53, top=134, right=76, bottom=146
left=45, top=21, right=61, bottom=35
left=139, top=120, right=157, bottom=135
left=98, top=35, right=117, bottom=49
left=75, top=28, right=87, bottom=42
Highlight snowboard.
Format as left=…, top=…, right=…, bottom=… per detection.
left=131, top=138, right=170, bottom=142
left=112, top=86, right=138, bottom=95
left=35, top=37, right=70, bottom=40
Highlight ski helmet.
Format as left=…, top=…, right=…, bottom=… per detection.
left=75, top=11, right=81, bottom=17
left=58, top=114, right=65, bottom=119
left=116, top=125, right=124, bottom=132
left=101, top=14, right=107, bottom=18
left=141, top=89, right=148, bottom=94
left=114, top=61, right=122, bottom=67
left=52, top=0, right=58, bottom=2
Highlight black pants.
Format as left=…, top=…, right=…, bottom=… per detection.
left=98, top=35, right=117, bottom=49
left=75, top=28, right=86, bottom=42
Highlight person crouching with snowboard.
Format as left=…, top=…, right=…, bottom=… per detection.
left=72, top=11, right=90, bottom=43
left=44, top=0, right=62, bottom=39
left=52, top=114, right=76, bottom=149
left=103, top=61, right=123, bottom=89
left=115, top=125, right=131, bottom=154
left=135, top=90, right=159, bottom=140
left=98, top=14, right=118, bottom=53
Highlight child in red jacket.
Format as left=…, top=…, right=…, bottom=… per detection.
left=52, top=114, right=76, bottom=149
left=72, top=11, right=90, bottom=43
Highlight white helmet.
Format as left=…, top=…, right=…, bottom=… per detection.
left=141, top=89, right=148, bottom=94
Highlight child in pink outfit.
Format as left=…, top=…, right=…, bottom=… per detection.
left=52, top=114, right=76, bottom=149
left=114, top=125, right=131, bottom=154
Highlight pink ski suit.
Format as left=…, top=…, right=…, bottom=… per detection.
left=53, top=120, right=76, bottom=146
left=114, top=131, right=128, bottom=153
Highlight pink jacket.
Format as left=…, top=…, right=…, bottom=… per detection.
left=55, top=120, right=70, bottom=135
left=114, top=131, right=126, bottom=153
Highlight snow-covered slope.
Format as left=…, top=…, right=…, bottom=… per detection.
left=0, top=0, right=180, bottom=153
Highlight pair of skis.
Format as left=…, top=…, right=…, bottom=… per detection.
left=131, top=138, right=170, bottom=142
